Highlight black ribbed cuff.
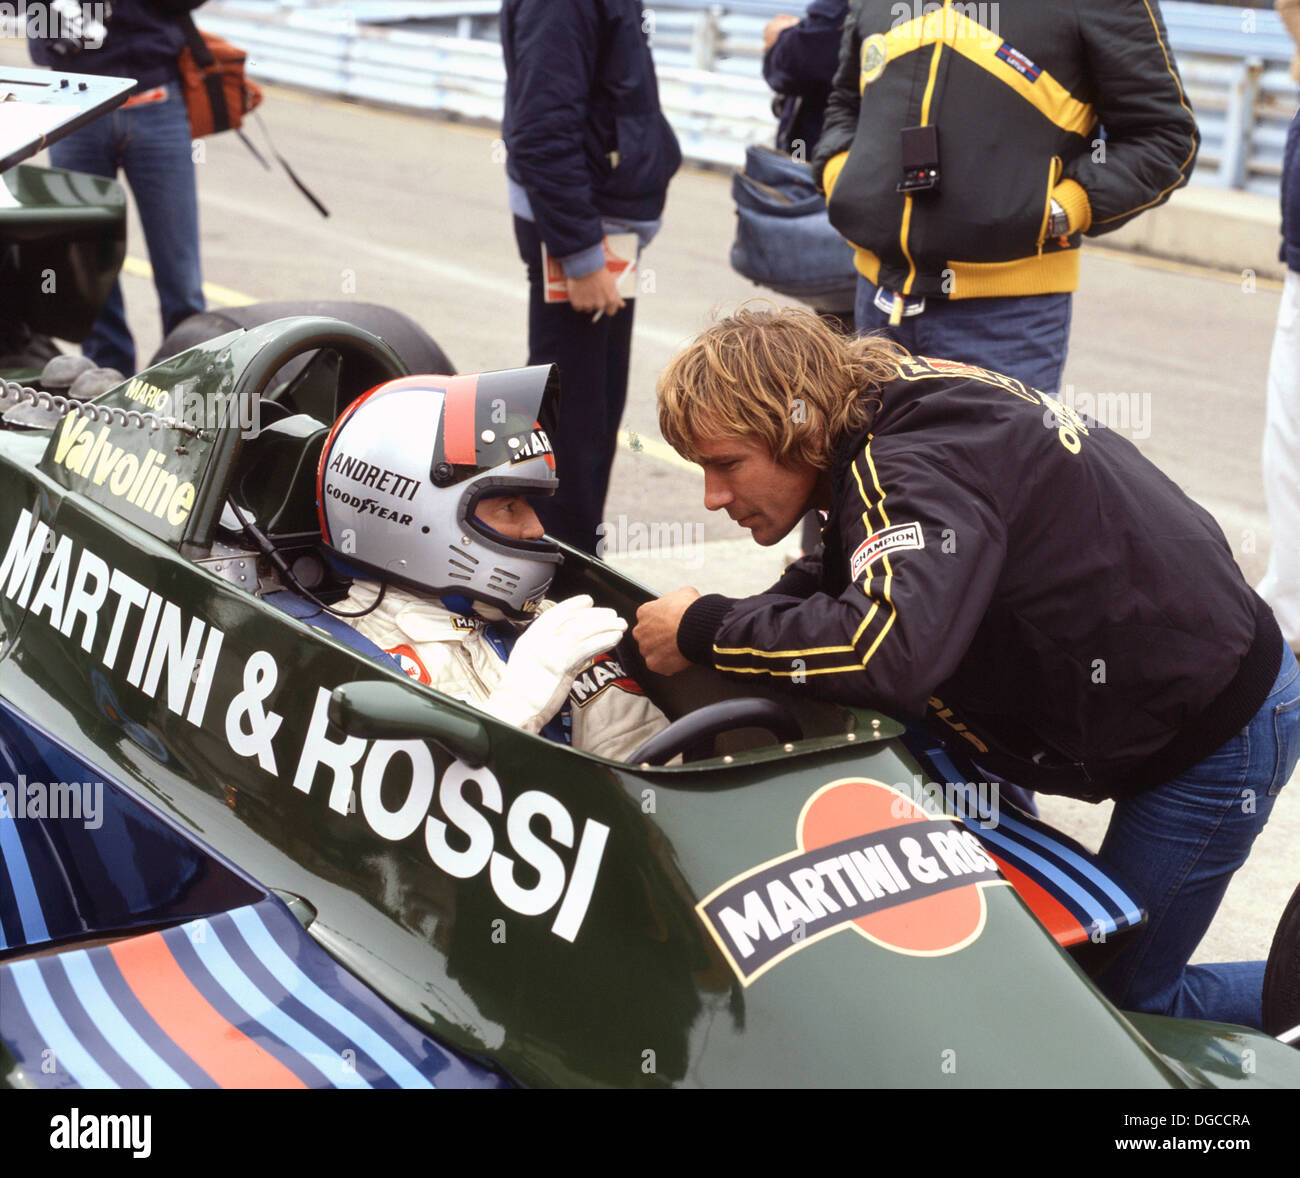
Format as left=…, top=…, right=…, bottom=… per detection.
left=678, top=594, right=738, bottom=665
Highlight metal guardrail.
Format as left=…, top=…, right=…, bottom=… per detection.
left=1161, top=1, right=1299, bottom=192
left=205, top=1, right=1299, bottom=192
left=204, top=4, right=777, bottom=163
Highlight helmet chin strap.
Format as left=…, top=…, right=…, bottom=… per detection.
left=441, top=592, right=482, bottom=617
left=439, top=593, right=515, bottom=624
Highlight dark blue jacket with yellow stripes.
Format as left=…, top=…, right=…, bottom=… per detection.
left=678, top=359, right=1280, bottom=801
left=810, top=0, right=1200, bottom=301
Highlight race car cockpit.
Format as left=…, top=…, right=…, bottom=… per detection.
left=30, top=314, right=863, bottom=767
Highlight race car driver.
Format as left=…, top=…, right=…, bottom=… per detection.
left=633, top=306, right=1300, bottom=1031
left=316, top=367, right=669, bottom=761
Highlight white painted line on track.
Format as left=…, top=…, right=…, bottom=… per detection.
left=189, top=190, right=716, bottom=352
left=125, top=243, right=1274, bottom=549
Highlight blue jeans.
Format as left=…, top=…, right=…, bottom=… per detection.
left=854, top=276, right=1072, bottom=394
left=48, top=81, right=205, bottom=375
left=1092, top=647, right=1300, bottom=1028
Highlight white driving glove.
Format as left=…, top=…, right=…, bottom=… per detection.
left=482, top=595, right=627, bottom=733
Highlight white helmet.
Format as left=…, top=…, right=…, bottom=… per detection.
left=317, top=366, right=561, bottom=617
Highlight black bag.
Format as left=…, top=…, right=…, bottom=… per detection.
left=729, top=144, right=858, bottom=312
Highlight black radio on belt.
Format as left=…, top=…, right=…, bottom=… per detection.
left=897, top=124, right=940, bottom=194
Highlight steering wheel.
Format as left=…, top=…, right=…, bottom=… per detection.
left=629, top=698, right=805, bottom=766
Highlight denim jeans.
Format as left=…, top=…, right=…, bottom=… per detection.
left=854, top=276, right=1072, bottom=394
left=48, top=81, right=205, bottom=375
left=1091, top=647, right=1300, bottom=1029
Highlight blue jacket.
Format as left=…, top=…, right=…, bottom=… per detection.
left=28, top=0, right=205, bottom=94
left=1282, top=108, right=1300, bottom=273
left=501, top=0, right=681, bottom=266
left=763, top=0, right=848, bottom=155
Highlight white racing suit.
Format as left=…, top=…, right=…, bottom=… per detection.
left=340, top=581, right=669, bottom=761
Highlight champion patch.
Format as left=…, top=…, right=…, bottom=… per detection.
left=389, top=644, right=432, bottom=685
left=696, top=779, right=1007, bottom=985
left=850, top=522, right=924, bottom=580
left=995, top=41, right=1041, bottom=81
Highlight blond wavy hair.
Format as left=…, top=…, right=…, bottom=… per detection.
left=657, top=304, right=907, bottom=469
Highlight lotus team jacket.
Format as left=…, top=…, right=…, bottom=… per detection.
left=678, top=359, right=1282, bottom=801
left=810, top=0, right=1200, bottom=300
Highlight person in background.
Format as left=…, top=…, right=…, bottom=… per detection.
left=500, top=0, right=681, bottom=555
left=763, top=2, right=853, bottom=555
left=1258, top=108, right=1300, bottom=657
left=811, top=1, right=1199, bottom=394
left=634, top=307, right=1299, bottom=1030
left=1278, top=0, right=1300, bottom=84
left=28, top=0, right=208, bottom=377
left=763, top=2, right=850, bottom=165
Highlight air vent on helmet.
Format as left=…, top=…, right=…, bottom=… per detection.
left=487, top=568, right=521, bottom=593
left=447, top=547, right=479, bottom=581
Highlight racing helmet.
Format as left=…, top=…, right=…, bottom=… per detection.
left=317, top=366, right=562, bottom=617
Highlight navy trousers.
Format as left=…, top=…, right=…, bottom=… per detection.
left=513, top=216, right=635, bottom=555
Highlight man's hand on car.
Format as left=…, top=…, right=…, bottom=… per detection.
left=634, top=587, right=701, bottom=675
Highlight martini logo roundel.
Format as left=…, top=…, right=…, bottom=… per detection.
left=696, top=778, right=1007, bottom=985
left=389, top=644, right=431, bottom=685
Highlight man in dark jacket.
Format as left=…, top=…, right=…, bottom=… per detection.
left=28, top=0, right=207, bottom=376
left=762, top=1, right=849, bottom=159
left=634, top=307, right=1300, bottom=1030
left=810, top=0, right=1199, bottom=394
left=500, top=0, right=681, bottom=554
left=1259, top=110, right=1300, bottom=657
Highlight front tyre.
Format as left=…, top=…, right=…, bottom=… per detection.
left=1264, top=882, right=1300, bottom=1044
left=150, top=301, right=455, bottom=375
